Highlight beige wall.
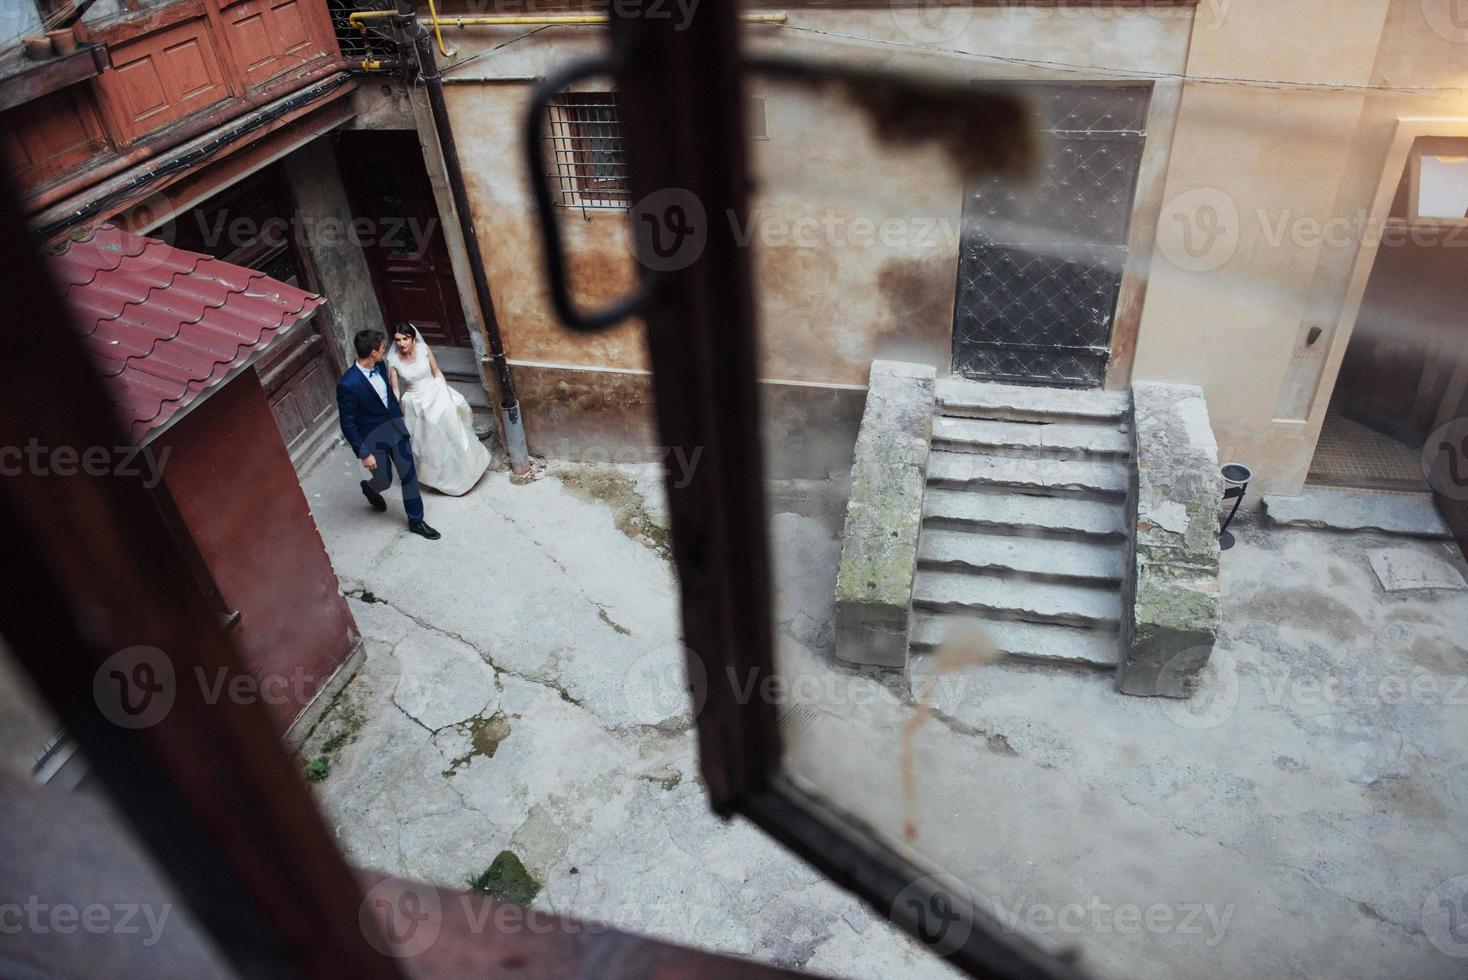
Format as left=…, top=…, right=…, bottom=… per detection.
left=431, top=6, right=1191, bottom=392
left=1132, top=0, right=1468, bottom=493
left=420, top=2, right=1468, bottom=489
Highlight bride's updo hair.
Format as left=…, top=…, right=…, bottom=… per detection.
left=391, top=322, right=417, bottom=343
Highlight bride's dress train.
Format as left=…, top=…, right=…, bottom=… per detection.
left=389, top=342, right=490, bottom=495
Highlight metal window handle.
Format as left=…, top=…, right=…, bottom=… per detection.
left=524, top=55, right=653, bottom=333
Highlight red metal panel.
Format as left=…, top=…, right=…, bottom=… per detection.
left=154, top=369, right=358, bottom=732
left=51, top=224, right=324, bottom=441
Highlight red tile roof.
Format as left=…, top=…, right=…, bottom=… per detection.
left=51, top=225, right=325, bottom=442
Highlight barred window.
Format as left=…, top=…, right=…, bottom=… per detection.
left=545, top=92, right=629, bottom=210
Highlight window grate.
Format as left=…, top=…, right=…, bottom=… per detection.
left=545, top=92, right=630, bottom=211
left=329, top=0, right=403, bottom=69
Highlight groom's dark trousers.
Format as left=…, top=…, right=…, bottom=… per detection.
left=337, top=362, right=424, bottom=522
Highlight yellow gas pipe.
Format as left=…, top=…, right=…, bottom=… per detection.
left=349, top=10, right=788, bottom=32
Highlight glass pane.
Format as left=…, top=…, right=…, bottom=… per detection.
left=741, top=8, right=1468, bottom=978
left=1418, top=151, right=1468, bottom=220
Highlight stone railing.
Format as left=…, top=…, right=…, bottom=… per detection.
left=1117, top=382, right=1223, bottom=697
left=833, top=360, right=937, bottom=669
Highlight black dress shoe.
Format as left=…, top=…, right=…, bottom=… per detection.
left=407, top=519, right=441, bottom=540
left=360, top=480, right=387, bottom=512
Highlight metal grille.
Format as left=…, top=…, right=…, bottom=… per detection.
left=545, top=92, right=630, bottom=210
left=329, top=0, right=403, bottom=70
left=951, top=84, right=1149, bottom=387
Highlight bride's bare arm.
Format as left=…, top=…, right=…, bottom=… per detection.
left=388, top=366, right=401, bottom=399
left=428, top=348, right=444, bottom=381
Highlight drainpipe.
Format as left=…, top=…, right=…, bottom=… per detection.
left=399, top=5, right=531, bottom=476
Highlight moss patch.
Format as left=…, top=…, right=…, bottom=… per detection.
left=638, top=770, right=681, bottom=791
left=558, top=466, right=672, bottom=562
left=298, top=685, right=367, bottom=784
left=467, top=850, right=541, bottom=905
left=598, top=608, right=631, bottom=636
left=444, top=711, right=512, bottom=776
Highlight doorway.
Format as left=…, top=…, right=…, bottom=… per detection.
left=169, top=167, right=342, bottom=466
left=950, top=83, right=1149, bottom=387
left=1310, top=139, right=1468, bottom=549
left=336, top=129, right=471, bottom=349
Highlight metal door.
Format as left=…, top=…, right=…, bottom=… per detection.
left=951, top=84, right=1149, bottom=387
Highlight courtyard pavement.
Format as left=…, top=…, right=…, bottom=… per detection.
left=300, top=443, right=1468, bottom=980
left=299, top=444, right=955, bottom=978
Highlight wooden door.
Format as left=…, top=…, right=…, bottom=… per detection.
left=336, top=130, right=470, bottom=349
left=1426, top=389, right=1468, bottom=558
left=1331, top=234, right=1467, bottom=444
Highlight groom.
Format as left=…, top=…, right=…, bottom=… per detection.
left=337, top=329, right=441, bottom=541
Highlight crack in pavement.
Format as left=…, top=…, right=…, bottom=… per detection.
left=489, top=505, right=651, bottom=642
left=347, top=588, right=578, bottom=703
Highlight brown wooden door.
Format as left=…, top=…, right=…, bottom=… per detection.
left=336, top=130, right=470, bottom=349
left=168, top=168, right=340, bottom=461
left=1428, top=422, right=1468, bottom=559
left=1331, top=234, right=1468, bottom=444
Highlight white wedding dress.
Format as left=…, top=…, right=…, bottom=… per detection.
left=388, top=341, right=490, bottom=495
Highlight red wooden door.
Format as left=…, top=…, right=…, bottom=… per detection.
left=337, top=130, right=470, bottom=349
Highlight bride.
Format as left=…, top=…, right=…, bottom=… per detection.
left=386, top=323, right=491, bottom=495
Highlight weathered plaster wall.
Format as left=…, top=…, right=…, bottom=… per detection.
left=1131, top=0, right=1468, bottom=494
left=428, top=7, right=1191, bottom=457
left=281, top=137, right=388, bottom=364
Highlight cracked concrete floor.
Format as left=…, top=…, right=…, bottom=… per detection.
left=779, top=517, right=1468, bottom=980
left=301, top=443, right=1468, bottom=980
left=298, top=444, right=955, bottom=978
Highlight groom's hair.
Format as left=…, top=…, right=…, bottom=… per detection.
left=353, top=329, right=386, bottom=359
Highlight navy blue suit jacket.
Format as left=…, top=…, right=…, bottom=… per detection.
left=337, top=362, right=408, bottom=459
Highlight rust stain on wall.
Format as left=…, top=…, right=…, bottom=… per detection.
left=873, top=254, right=954, bottom=370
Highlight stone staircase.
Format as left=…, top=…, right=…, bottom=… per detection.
left=433, top=345, right=500, bottom=440
left=909, top=378, right=1133, bottom=671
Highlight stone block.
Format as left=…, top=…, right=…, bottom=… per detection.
left=1367, top=547, right=1466, bottom=592
left=833, top=360, right=936, bottom=668
left=1263, top=490, right=1453, bottom=539
left=1117, top=383, right=1222, bottom=698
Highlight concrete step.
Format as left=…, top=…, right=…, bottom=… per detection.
left=910, top=613, right=1119, bottom=669
left=918, top=528, right=1124, bottom=585
left=912, top=568, right=1121, bottom=627
left=923, top=487, right=1128, bottom=540
left=932, top=415, right=1131, bottom=460
left=447, top=376, right=493, bottom=411
left=433, top=345, right=479, bottom=378
left=937, top=377, right=1129, bottom=424
left=927, top=449, right=1129, bottom=499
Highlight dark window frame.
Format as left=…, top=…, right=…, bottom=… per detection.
left=544, top=90, right=631, bottom=211
left=523, top=10, right=1093, bottom=979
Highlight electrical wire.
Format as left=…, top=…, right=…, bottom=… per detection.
left=765, top=21, right=1468, bottom=97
